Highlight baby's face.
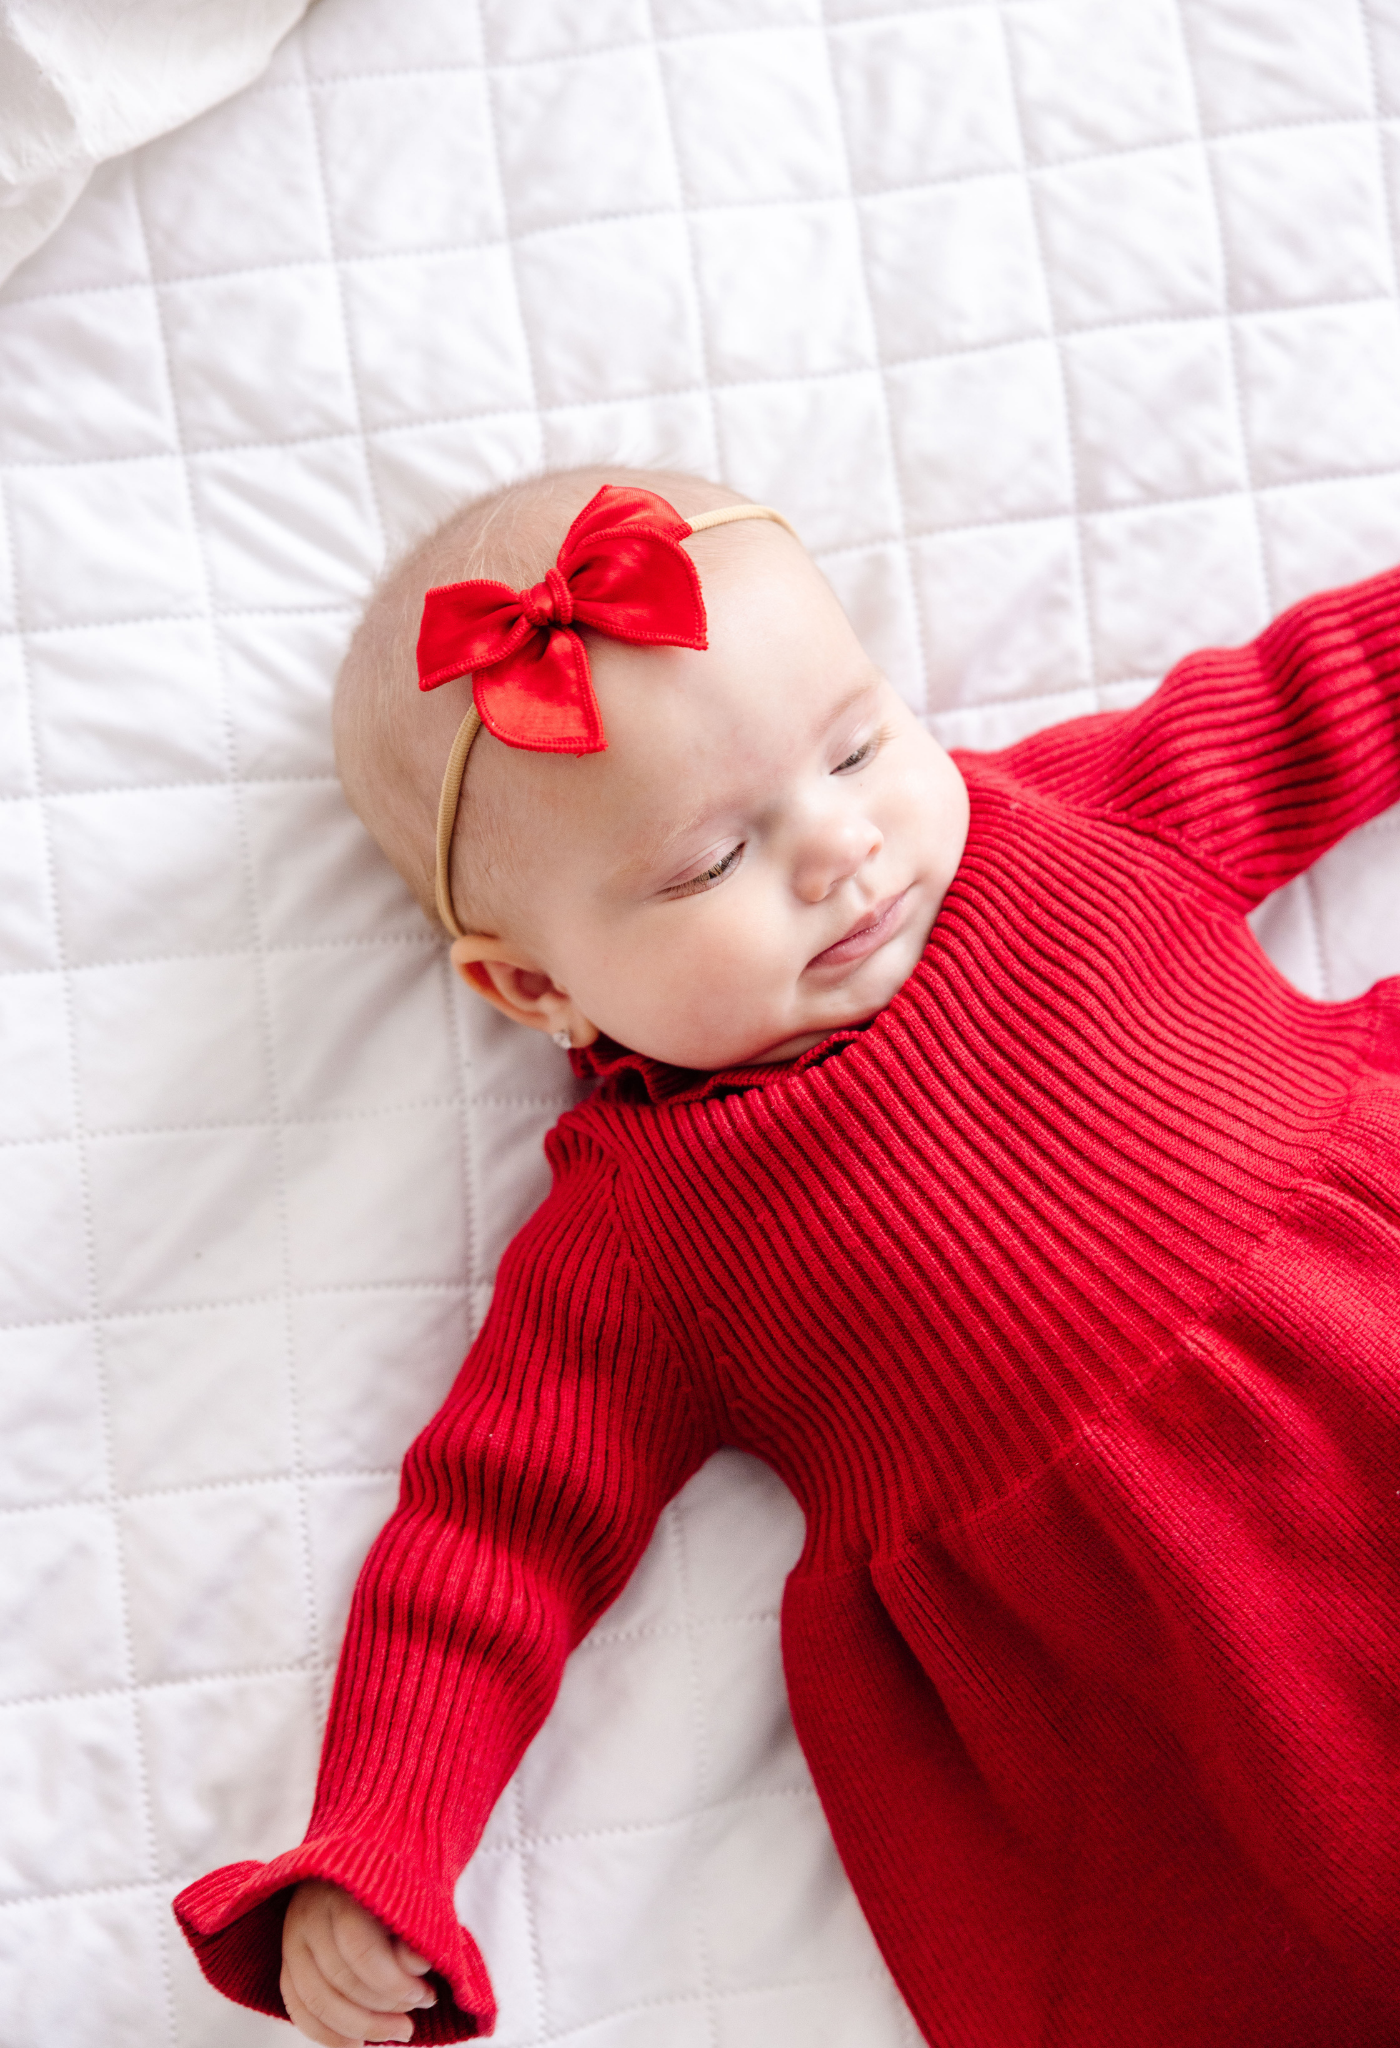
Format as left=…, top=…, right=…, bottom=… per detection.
left=470, top=530, right=968, bottom=1070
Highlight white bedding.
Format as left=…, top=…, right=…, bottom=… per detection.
left=3, top=3, right=1400, bottom=2044
left=0, top=0, right=314, bottom=287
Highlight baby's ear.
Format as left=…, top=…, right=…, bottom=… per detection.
left=449, top=936, right=598, bottom=1047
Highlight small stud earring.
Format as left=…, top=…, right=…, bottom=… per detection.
left=551, top=1028, right=572, bottom=1051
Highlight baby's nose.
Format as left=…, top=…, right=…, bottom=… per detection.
left=794, top=812, right=882, bottom=901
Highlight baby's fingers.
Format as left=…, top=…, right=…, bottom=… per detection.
left=281, top=1958, right=413, bottom=2047
left=323, top=1893, right=436, bottom=2010
left=282, top=1886, right=436, bottom=2045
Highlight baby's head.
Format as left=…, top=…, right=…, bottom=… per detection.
left=335, top=466, right=968, bottom=1071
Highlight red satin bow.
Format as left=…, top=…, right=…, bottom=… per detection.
left=416, top=486, right=708, bottom=754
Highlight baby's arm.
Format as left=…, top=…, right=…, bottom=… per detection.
left=176, top=1138, right=717, bottom=2037
left=998, top=563, right=1400, bottom=906
left=281, top=1882, right=435, bottom=2046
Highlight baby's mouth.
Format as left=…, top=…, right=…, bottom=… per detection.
left=806, top=888, right=911, bottom=972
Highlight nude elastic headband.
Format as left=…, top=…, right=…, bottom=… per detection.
left=420, top=493, right=798, bottom=939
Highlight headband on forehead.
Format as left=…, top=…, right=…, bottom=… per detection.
left=417, top=485, right=798, bottom=939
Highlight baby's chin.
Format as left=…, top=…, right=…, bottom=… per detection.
left=743, top=984, right=900, bottom=1065
left=735, top=927, right=934, bottom=1064
left=745, top=1026, right=845, bottom=1066
left=632, top=986, right=900, bottom=1073
left=669, top=953, right=925, bottom=1069
left=595, top=909, right=936, bottom=1071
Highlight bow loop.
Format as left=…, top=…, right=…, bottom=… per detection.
left=416, top=485, right=708, bottom=755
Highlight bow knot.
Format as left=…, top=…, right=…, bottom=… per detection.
left=519, top=563, right=574, bottom=630
left=416, top=485, right=709, bottom=756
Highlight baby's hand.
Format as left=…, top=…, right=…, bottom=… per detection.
left=281, top=1880, right=437, bottom=2046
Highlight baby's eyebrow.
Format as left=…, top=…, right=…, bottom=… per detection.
left=826, top=671, right=884, bottom=734
left=616, top=802, right=715, bottom=888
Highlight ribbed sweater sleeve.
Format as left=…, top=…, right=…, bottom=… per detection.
left=998, top=564, right=1400, bottom=905
left=174, top=1135, right=715, bottom=2040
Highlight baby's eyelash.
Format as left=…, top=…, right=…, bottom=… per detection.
left=665, top=844, right=744, bottom=898
left=834, top=729, right=885, bottom=774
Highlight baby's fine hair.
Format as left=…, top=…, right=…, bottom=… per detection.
left=333, top=464, right=751, bottom=932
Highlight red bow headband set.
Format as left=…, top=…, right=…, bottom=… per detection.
left=417, top=486, right=795, bottom=939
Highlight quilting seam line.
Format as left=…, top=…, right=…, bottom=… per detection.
left=998, top=3, right=1101, bottom=707
left=8, top=289, right=1400, bottom=478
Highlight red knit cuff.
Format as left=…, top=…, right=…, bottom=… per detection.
left=173, top=1837, right=496, bottom=2042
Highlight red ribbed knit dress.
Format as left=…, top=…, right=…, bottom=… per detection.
left=178, top=570, right=1400, bottom=2046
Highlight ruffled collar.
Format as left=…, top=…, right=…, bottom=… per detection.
left=569, top=1017, right=874, bottom=1108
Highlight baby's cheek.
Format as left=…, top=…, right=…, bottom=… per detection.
left=585, top=895, right=795, bottom=1067
left=582, top=936, right=701, bottom=1055
left=664, top=949, right=776, bottom=1067
left=661, top=956, right=741, bottom=1048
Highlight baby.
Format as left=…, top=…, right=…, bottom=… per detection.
left=176, top=465, right=1400, bottom=2047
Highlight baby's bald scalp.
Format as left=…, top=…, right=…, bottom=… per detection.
left=334, top=465, right=753, bottom=935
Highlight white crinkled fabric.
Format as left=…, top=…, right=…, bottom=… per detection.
left=0, top=0, right=314, bottom=288
left=2, top=1, right=1400, bottom=2044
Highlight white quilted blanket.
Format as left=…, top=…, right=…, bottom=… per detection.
left=4, top=3, right=1400, bottom=2044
